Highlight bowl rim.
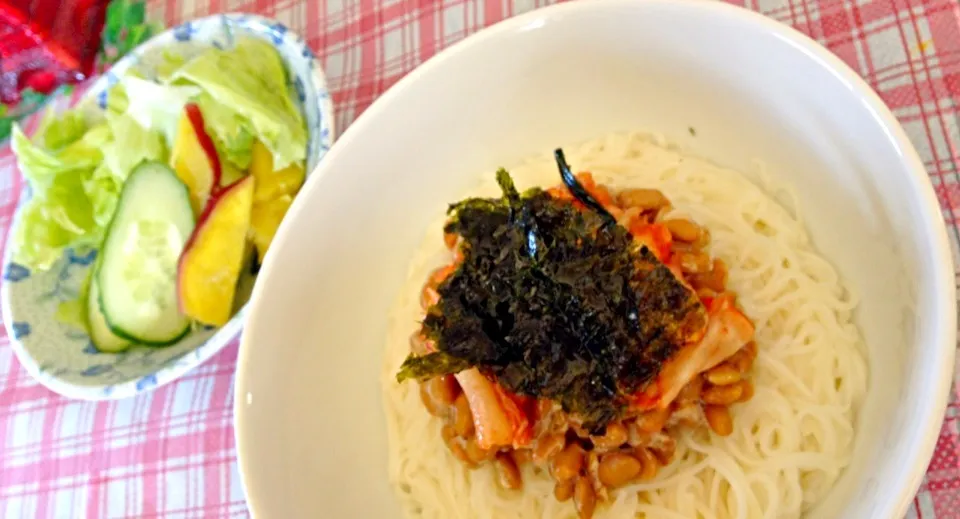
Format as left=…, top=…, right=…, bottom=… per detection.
left=0, top=12, right=336, bottom=401
left=233, top=0, right=957, bottom=516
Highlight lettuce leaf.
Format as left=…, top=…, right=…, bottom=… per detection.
left=83, top=164, right=122, bottom=230
left=155, top=48, right=190, bottom=83
left=120, top=76, right=201, bottom=146
left=91, top=114, right=166, bottom=228
left=103, top=82, right=130, bottom=116
left=170, top=38, right=306, bottom=171
left=35, top=109, right=89, bottom=150
left=11, top=106, right=167, bottom=270
left=101, top=112, right=166, bottom=183
left=12, top=122, right=102, bottom=270
left=192, top=93, right=255, bottom=169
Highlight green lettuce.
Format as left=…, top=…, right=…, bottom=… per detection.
left=101, top=112, right=167, bottom=184
left=155, top=49, right=190, bottom=83
left=11, top=106, right=166, bottom=270
left=34, top=109, right=88, bottom=150
left=192, top=93, right=255, bottom=169
left=119, top=76, right=200, bottom=145
left=12, top=120, right=102, bottom=270
left=169, top=38, right=306, bottom=171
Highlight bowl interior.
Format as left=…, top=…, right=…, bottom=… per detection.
left=236, top=1, right=954, bottom=517
left=1, top=13, right=333, bottom=399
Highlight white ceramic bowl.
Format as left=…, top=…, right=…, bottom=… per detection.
left=235, top=1, right=956, bottom=517
left=0, top=14, right=334, bottom=400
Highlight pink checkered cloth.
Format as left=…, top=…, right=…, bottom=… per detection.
left=0, top=0, right=957, bottom=516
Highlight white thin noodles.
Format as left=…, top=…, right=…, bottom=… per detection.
left=380, top=132, right=868, bottom=519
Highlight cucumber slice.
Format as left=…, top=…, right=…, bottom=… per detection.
left=98, top=162, right=195, bottom=345
left=86, top=269, right=130, bottom=353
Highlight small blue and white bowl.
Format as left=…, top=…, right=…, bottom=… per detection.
left=0, top=14, right=335, bottom=400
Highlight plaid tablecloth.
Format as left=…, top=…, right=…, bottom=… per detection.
left=0, top=0, right=958, bottom=517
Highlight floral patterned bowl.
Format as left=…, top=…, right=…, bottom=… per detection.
left=0, top=13, right=335, bottom=400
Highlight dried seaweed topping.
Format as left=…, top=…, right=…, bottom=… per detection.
left=397, top=153, right=705, bottom=430
left=554, top=148, right=616, bottom=226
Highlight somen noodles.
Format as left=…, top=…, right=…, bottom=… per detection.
left=381, top=132, right=867, bottom=519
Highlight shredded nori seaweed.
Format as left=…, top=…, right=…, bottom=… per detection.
left=396, top=152, right=705, bottom=431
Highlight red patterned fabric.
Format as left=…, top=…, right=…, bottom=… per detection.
left=0, top=0, right=958, bottom=516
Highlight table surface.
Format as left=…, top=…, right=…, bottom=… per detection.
left=0, top=0, right=958, bottom=517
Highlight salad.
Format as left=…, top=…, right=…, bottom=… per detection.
left=10, top=37, right=308, bottom=353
